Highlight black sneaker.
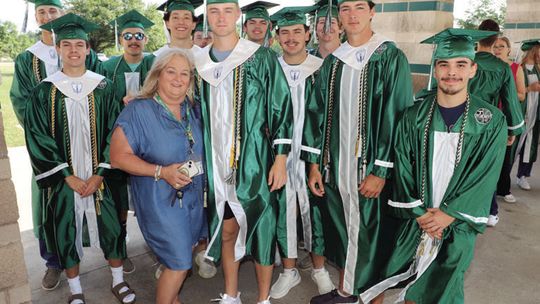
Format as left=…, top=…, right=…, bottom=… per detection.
left=310, top=289, right=359, bottom=304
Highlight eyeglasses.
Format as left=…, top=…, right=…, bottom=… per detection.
left=122, top=32, right=145, bottom=41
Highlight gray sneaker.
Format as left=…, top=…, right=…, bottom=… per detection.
left=123, top=257, right=136, bottom=274
left=41, top=267, right=62, bottom=290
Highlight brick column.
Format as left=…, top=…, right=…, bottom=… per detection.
left=371, top=0, right=454, bottom=92
left=0, top=112, right=31, bottom=303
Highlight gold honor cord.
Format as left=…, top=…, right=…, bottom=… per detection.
left=225, top=64, right=245, bottom=185
left=50, top=86, right=103, bottom=215
left=322, top=60, right=340, bottom=184
left=33, top=55, right=42, bottom=83
left=355, top=63, right=369, bottom=183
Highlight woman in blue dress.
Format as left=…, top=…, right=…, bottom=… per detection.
left=110, top=48, right=205, bottom=304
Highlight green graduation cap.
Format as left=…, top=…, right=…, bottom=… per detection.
left=421, top=28, right=498, bottom=61
left=312, top=0, right=338, bottom=21
left=29, top=0, right=63, bottom=9
left=241, top=1, right=278, bottom=21
left=111, top=10, right=154, bottom=32
left=194, top=14, right=211, bottom=32
left=40, top=13, right=100, bottom=42
left=336, top=0, right=374, bottom=4
left=271, top=6, right=315, bottom=28
left=205, top=0, right=238, bottom=5
left=157, top=0, right=203, bottom=14
left=520, top=39, right=540, bottom=51
left=421, top=28, right=497, bottom=90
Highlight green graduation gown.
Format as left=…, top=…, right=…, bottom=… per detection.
left=360, top=95, right=507, bottom=304
left=515, top=64, right=540, bottom=164
left=96, top=55, right=153, bottom=211
left=301, top=34, right=413, bottom=295
left=276, top=54, right=323, bottom=258
left=467, top=52, right=524, bottom=135
left=24, top=70, right=125, bottom=269
left=9, top=41, right=100, bottom=239
left=194, top=38, right=293, bottom=266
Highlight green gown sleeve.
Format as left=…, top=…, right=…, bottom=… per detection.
left=263, top=50, right=293, bottom=156
left=500, top=65, right=525, bottom=135
left=371, top=46, right=413, bottom=179
left=388, top=107, right=427, bottom=219
left=440, top=112, right=507, bottom=233
left=300, top=57, right=332, bottom=165
left=96, top=80, right=120, bottom=177
left=24, top=84, right=72, bottom=188
left=10, top=52, right=35, bottom=126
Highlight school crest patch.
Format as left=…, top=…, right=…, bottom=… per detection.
left=474, top=108, right=492, bottom=124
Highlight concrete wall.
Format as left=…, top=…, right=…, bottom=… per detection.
left=504, top=0, right=540, bottom=60
left=0, top=112, right=31, bottom=303
left=372, top=0, right=455, bottom=92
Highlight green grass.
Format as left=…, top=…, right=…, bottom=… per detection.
left=0, top=62, right=25, bottom=147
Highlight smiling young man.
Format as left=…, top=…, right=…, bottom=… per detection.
left=360, top=28, right=507, bottom=304
left=97, top=9, right=155, bottom=275
left=241, top=1, right=277, bottom=47
left=268, top=6, right=334, bottom=300
left=194, top=1, right=292, bottom=303
left=25, top=13, right=134, bottom=304
left=9, top=0, right=100, bottom=291
left=310, top=1, right=341, bottom=59
left=301, top=1, right=413, bottom=303
left=154, top=0, right=203, bottom=56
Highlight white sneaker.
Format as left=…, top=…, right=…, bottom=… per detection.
left=503, top=194, right=517, bottom=203
left=311, top=268, right=335, bottom=295
left=212, top=293, right=242, bottom=304
left=517, top=177, right=531, bottom=190
left=487, top=215, right=499, bottom=227
left=195, top=251, right=217, bottom=279
left=257, top=299, right=271, bottom=304
left=269, top=268, right=301, bottom=299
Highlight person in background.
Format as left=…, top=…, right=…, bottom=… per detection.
left=310, top=0, right=341, bottom=59
left=111, top=48, right=205, bottom=304
left=97, top=10, right=155, bottom=273
left=193, top=14, right=213, bottom=48
left=490, top=36, right=527, bottom=209
left=515, top=40, right=540, bottom=191
left=241, top=1, right=277, bottom=47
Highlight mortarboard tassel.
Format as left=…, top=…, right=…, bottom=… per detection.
left=309, top=9, right=319, bottom=48
left=163, top=19, right=171, bottom=44
left=324, top=0, right=332, bottom=34
left=427, top=44, right=438, bottom=91
left=203, top=0, right=209, bottom=38
left=114, top=20, right=119, bottom=52
left=263, top=24, right=271, bottom=47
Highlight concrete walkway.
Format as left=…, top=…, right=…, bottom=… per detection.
left=10, top=146, right=540, bottom=304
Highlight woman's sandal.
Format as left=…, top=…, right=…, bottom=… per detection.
left=67, top=293, right=85, bottom=304
left=111, top=281, right=136, bottom=304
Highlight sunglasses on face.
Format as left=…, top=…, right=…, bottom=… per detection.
left=122, top=32, right=145, bottom=41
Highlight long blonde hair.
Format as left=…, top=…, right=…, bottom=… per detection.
left=138, top=48, right=195, bottom=103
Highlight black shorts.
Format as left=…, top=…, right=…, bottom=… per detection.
left=223, top=201, right=235, bottom=220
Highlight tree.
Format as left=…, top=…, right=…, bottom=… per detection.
left=0, top=21, right=36, bottom=60
left=456, top=0, right=506, bottom=29
left=66, top=0, right=166, bottom=54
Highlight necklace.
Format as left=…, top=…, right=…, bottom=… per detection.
left=155, top=94, right=195, bottom=152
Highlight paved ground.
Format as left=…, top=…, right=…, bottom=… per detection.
left=9, top=146, right=540, bottom=304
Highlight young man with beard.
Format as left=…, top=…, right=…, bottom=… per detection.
left=302, top=0, right=413, bottom=303
left=25, top=13, right=134, bottom=304
left=310, top=1, right=341, bottom=59
left=97, top=9, right=155, bottom=274
left=195, top=1, right=292, bottom=303
left=241, top=1, right=277, bottom=47
left=9, top=0, right=99, bottom=291
left=360, top=29, right=507, bottom=304
left=268, top=6, right=334, bottom=300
